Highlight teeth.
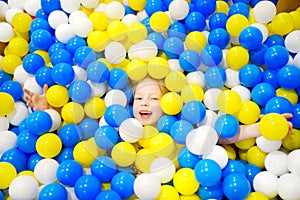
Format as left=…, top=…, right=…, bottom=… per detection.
left=140, top=111, right=151, bottom=114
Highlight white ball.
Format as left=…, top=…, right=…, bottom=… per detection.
left=168, top=59, right=184, bottom=72
left=253, top=1, right=276, bottom=23
left=128, top=43, right=140, bottom=60
left=0, top=22, right=14, bottom=42
left=8, top=0, right=24, bottom=10
left=134, top=173, right=161, bottom=200
left=105, top=1, right=125, bottom=20
left=48, top=10, right=69, bottom=29
left=225, top=68, right=240, bottom=88
left=265, top=151, right=288, bottom=176
left=104, top=89, right=127, bottom=107
left=122, top=14, right=139, bottom=26
left=168, top=0, right=189, bottom=20
left=55, top=23, right=75, bottom=44
left=250, top=23, right=268, bottom=43
left=104, top=41, right=126, bottom=64
left=72, top=65, right=87, bottom=81
left=137, top=40, right=158, bottom=62
left=136, top=10, right=148, bottom=22
left=34, top=158, right=59, bottom=184
left=60, top=0, right=80, bottom=13
left=23, top=76, right=43, bottom=95
left=256, top=136, right=282, bottom=153
left=44, top=109, right=61, bottom=132
left=186, top=125, right=219, bottom=156
left=94, top=3, right=107, bottom=12
left=0, top=117, right=9, bottom=131
left=9, top=175, right=39, bottom=200
left=5, top=7, right=22, bottom=24
left=0, top=130, right=17, bottom=156
left=203, top=88, right=222, bottom=111
left=87, top=80, right=107, bottom=97
left=68, top=10, right=87, bottom=24
left=6, top=101, right=29, bottom=126
left=71, top=17, right=93, bottom=38
left=198, top=109, right=218, bottom=127
left=253, top=171, right=278, bottom=198
left=119, top=118, right=143, bottom=143
left=14, top=65, right=34, bottom=85
left=219, top=49, right=229, bottom=69
left=150, top=157, right=176, bottom=183
left=0, top=1, right=9, bottom=21
left=24, top=0, right=41, bottom=16
left=285, top=30, right=300, bottom=54
left=186, top=71, right=206, bottom=88
left=80, top=0, right=98, bottom=8
left=231, top=85, right=251, bottom=101
left=99, top=116, right=109, bottom=127
left=287, top=149, right=300, bottom=175
left=202, top=145, right=228, bottom=169
left=292, top=52, right=300, bottom=68
left=278, top=173, right=300, bottom=200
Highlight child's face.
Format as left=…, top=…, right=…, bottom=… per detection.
left=133, top=80, right=164, bottom=126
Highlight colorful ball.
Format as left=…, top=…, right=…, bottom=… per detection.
left=57, top=124, right=82, bottom=148
left=215, top=114, right=239, bottom=138
left=68, top=80, right=92, bottom=103
left=84, top=96, right=106, bottom=119
left=134, top=173, right=161, bottom=200
left=74, top=175, right=102, bottom=200
left=179, top=50, right=201, bottom=72
left=264, top=45, right=289, bottom=70
left=8, top=175, right=39, bottom=200
left=226, top=46, right=249, bottom=70
left=276, top=65, right=300, bottom=90
left=237, top=100, right=260, bottom=125
left=61, top=102, right=85, bottom=124
left=160, top=92, right=183, bottom=115
left=0, top=162, right=17, bottom=189
left=147, top=56, right=170, bottom=79
left=181, top=100, right=206, bottom=125
left=194, top=159, right=222, bottom=187
left=204, top=66, right=226, bottom=88
left=217, top=90, right=242, bottom=114
left=222, top=173, right=251, bottom=200
left=226, top=14, right=249, bottom=37
left=165, top=70, right=187, bottom=92
left=91, top=156, right=117, bottom=182
left=149, top=11, right=170, bottom=33
left=46, top=85, right=69, bottom=107
left=271, top=12, right=294, bottom=36
left=251, top=82, right=276, bottom=107
left=51, top=63, right=75, bottom=86
left=173, top=168, right=199, bottom=196
left=239, top=64, right=263, bottom=88
left=36, top=133, right=62, bottom=158
left=111, top=142, right=136, bottom=167
left=259, top=113, right=289, bottom=140
left=265, top=96, right=293, bottom=114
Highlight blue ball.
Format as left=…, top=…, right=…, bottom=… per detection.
left=35, top=8, right=48, bottom=20
left=168, top=22, right=187, bottom=41
left=198, top=182, right=224, bottom=200
left=1, top=148, right=27, bottom=172
left=74, top=46, right=97, bottom=69
left=30, top=18, right=51, bottom=32
left=31, top=29, right=54, bottom=50
left=27, top=153, right=43, bottom=171
left=179, top=50, right=201, bottom=72
left=50, top=49, right=73, bottom=66
left=41, top=0, right=61, bottom=14
left=208, top=12, right=228, bottom=30
left=195, top=0, right=216, bottom=18
left=251, top=82, right=276, bottom=107
left=26, top=110, right=52, bottom=136
left=78, top=118, right=99, bottom=140
left=66, top=36, right=87, bottom=55
left=35, top=66, right=55, bottom=88
left=39, top=183, right=68, bottom=200
left=249, top=44, right=268, bottom=65
left=68, top=80, right=92, bottom=103
left=124, top=5, right=135, bottom=15
left=141, top=17, right=153, bottom=34
left=239, top=26, right=263, bottom=50
left=262, top=69, right=278, bottom=88
left=265, top=96, right=293, bottom=114
left=107, top=68, right=128, bottom=90
left=276, top=65, right=300, bottom=89
left=86, top=61, right=110, bottom=83
left=145, top=0, right=164, bottom=16
left=200, top=45, right=223, bottom=66
left=184, top=11, right=206, bottom=32
left=208, top=28, right=230, bottom=49
left=264, top=34, right=285, bottom=47
left=228, top=2, right=250, bottom=17
left=291, top=104, right=300, bottom=129
left=215, top=114, right=239, bottom=138
left=0, top=70, right=12, bottom=87
left=264, top=45, right=289, bottom=70
left=181, top=100, right=206, bottom=124
left=22, top=53, right=45, bottom=74
left=157, top=115, right=178, bottom=134
left=232, top=0, right=250, bottom=3
left=91, top=156, right=117, bottom=182
left=56, top=147, right=74, bottom=163
left=74, top=175, right=102, bottom=200
left=204, top=66, right=226, bottom=88
left=56, top=159, right=83, bottom=187
left=194, top=159, right=222, bottom=187
left=17, top=129, right=38, bottom=154
left=170, top=120, right=194, bottom=144
left=18, top=118, right=28, bottom=133
left=94, top=125, right=119, bottom=150
left=147, top=32, right=165, bottom=51
left=222, top=173, right=251, bottom=200
left=110, top=172, right=135, bottom=199
left=222, top=159, right=246, bottom=178
left=245, top=164, right=261, bottom=189
left=58, top=124, right=82, bottom=147
left=51, top=62, right=75, bottom=86
left=178, top=146, right=201, bottom=169
left=96, top=190, right=122, bottom=200
left=239, top=64, right=263, bottom=88
left=0, top=80, right=23, bottom=101
left=48, top=42, right=66, bottom=57
left=163, top=37, right=184, bottom=59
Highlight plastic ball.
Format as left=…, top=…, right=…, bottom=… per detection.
left=179, top=50, right=201, bottom=72
left=287, top=149, right=300, bottom=175
left=0, top=162, right=17, bottom=189
left=203, top=145, right=228, bottom=169
left=173, top=168, right=199, bottom=196
left=57, top=123, right=81, bottom=147
left=31, top=29, right=54, bottom=50
left=107, top=68, right=128, bottom=90
left=264, top=45, right=289, bottom=70
left=253, top=171, right=278, bottom=198
left=17, top=130, right=38, bottom=154
left=156, top=185, right=179, bottom=200
left=184, top=31, right=207, bottom=53
left=104, top=41, right=126, bottom=64
left=160, top=92, right=183, bottom=115
left=8, top=175, right=39, bottom=200
left=228, top=2, right=250, bottom=17
left=278, top=173, right=300, bottom=200
left=111, top=172, right=135, bottom=198
left=73, top=140, right=102, bottom=168
left=226, top=14, right=249, bottom=37
left=134, top=173, right=161, bottom=200
left=126, top=59, right=147, bottom=82
left=246, top=146, right=266, bottom=169
left=181, top=84, right=204, bottom=103
left=35, top=66, right=55, bottom=88
left=181, top=100, right=206, bottom=125
left=74, top=46, right=97, bottom=69
left=39, top=182, right=68, bottom=200
left=222, top=173, right=250, bottom=200
left=74, top=175, right=102, bottom=200
left=51, top=63, right=75, bottom=86
left=265, top=96, right=293, bottom=114
left=61, top=102, right=84, bottom=124
left=194, top=159, right=222, bottom=187
left=34, top=158, right=59, bottom=184
left=168, top=22, right=188, bottom=41
left=26, top=110, right=52, bottom=136
left=208, top=12, right=228, bottom=30
left=55, top=23, right=76, bottom=44
left=7, top=36, right=29, bottom=57
left=277, top=65, right=300, bottom=90
left=157, top=115, right=177, bottom=134
left=56, top=159, right=82, bottom=186
left=195, top=0, right=216, bottom=18
left=163, top=37, right=184, bottom=59
left=165, top=70, right=187, bottom=92
left=252, top=1, right=276, bottom=23
left=46, top=85, right=69, bottom=108
left=1, top=54, right=22, bottom=75
left=259, top=113, right=289, bottom=140
left=204, top=66, right=226, bottom=88
left=111, top=142, right=136, bottom=167
left=36, top=133, right=62, bottom=158
left=239, top=26, right=263, bottom=50
left=50, top=48, right=73, bottom=66
left=264, top=150, right=288, bottom=176
left=217, top=90, right=242, bottom=114
left=200, top=44, right=223, bottom=67
left=237, top=100, right=260, bottom=125
left=127, top=22, right=148, bottom=44
left=215, top=114, right=239, bottom=138
left=1, top=147, right=26, bottom=172
left=170, top=120, right=193, bottom=145
left=149, top=157, right=176, bottom=184
left=285, top=30, right=300, bottom=53
left=147, top=56, right=170, bottom=79
left=276, top=88, right=298, bottom=105
left=239, top=64, right=262, bottom=88
left=184, top=11, right=206, bottom=32
left=226, top=46, right=249, bottom=70
left=169, top=0, right=189, bottom=20
left=106, top=20, right=127, bottom=41
left=119, top=118, right=143, bottom=143
left=148, top=132, right=174, bottom=157
left=91, top=156, right=117, bottom=182
left=178, top=146, right=201, bottom=169
left=251, top=82, right=276, bottom=107
left=0, top=130, right=17, bottom=156
left=198, top=182, right=223, bottom=200
left=208, top=28, right=230, bottom=49
left=271, top=12, right=294, bottom=36
left=48, top=10, right=68, bottom=29
left=68, top=80, right=92, bottom=103
left=0, top=22, right=14, bottom=42
left=149, top=11, right=170, bottom=33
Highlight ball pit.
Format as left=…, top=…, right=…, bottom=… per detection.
left=0, top=0, right=300, bottom=199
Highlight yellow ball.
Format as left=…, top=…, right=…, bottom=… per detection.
left=184, top=31, right=207, bottom=53
left=12, top=12, right=32, bottom=33
left=147, top=57, right=170, bottom=79
left=246, top=146, right=266, bottom=169
left=127, top=22, right=148, bottom=44
left=259, top=113, right=289, bottom=140
left=89, top=11, right=108, bottom=31
left=165, top=70, right=187, bottom=92
left=238, top=149, right=248, bottom=161
left=181, top=84, right=204, bottom=103
left=134, top=148, right=156, bottom=173
left=0, top=162, right=17, bottom=189
left=155, top=185, right=180, bottom=200
left=271, top=13, right=294, bottom=36
left=223, top=144, right=237, bottom=160
left=128, top=0, right=146, bottom=11
left=282, top=128, right=300, bottom=151
left=160, top=92, right=183, bottom=115
left=150, top=11, right=171, bottom=33
left=7, top=37, right=29, bottom=57
left=226, top=14, right=249, bottom=37
left=217, top=90, right=242, bottom=114
left=126, top=59, right=148, bottom=81
left=246, top=192, right=269, bottom=200
left=107, top=20, right=127, bottom=41
left=87, top=31, right=110, bottom=52
left=138, top=125, right=159, bottom=148
left=173, top=168, right=199, bottom=196
left=61, top=102, right=85, bottom=124
left=84, top=96, right=106, bottom=119
left=0, top=92, right=14, bottom=116
left=36, top=133, right=62, bottom=158
left=235, top=138, right=256, bottom=150
left=1, top=54, right=22, bottom=74
left=73, top=140, right=100, bottom=168
left=237, top=100, right=260, bottom=125
left=111, top=142, right=136, bottom=167
left=179, top=194, right=201, bottom=200
left=149, top=133, right=174, bottom=157
left=34, top=50, right=50, bottom=64
left=46, top=85, right=69, bottom=107
left=226, top=46, right=249, bottom=70
left=216, top=0, right=229, bottom=14
left=276, top=88, right=298, bottom=104
left=290, top=11, right=300, bottom=30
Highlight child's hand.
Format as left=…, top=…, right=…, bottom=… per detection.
left=24, top=84, right=50, bottom=110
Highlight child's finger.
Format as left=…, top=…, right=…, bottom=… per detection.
left=282, top=113, right=293, bottom=119
left=43, top=84, right=49, bottom=94
left=23, top=88, right=33, bottom=96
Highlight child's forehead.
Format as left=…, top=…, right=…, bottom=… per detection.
left=135, top=79, right=161, bottom=90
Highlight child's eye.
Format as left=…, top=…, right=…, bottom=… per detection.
left=151, top=97, right=159, bottom=100
left=135, top=97, right=142, bottom=100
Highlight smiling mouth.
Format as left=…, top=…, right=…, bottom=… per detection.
left=139, top=111, right=152, bottom=119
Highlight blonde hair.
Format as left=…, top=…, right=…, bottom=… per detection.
left=132, top=76, right=169, bottom=95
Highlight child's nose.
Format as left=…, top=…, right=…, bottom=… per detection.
left=141, top=99, right=149, bottom=106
